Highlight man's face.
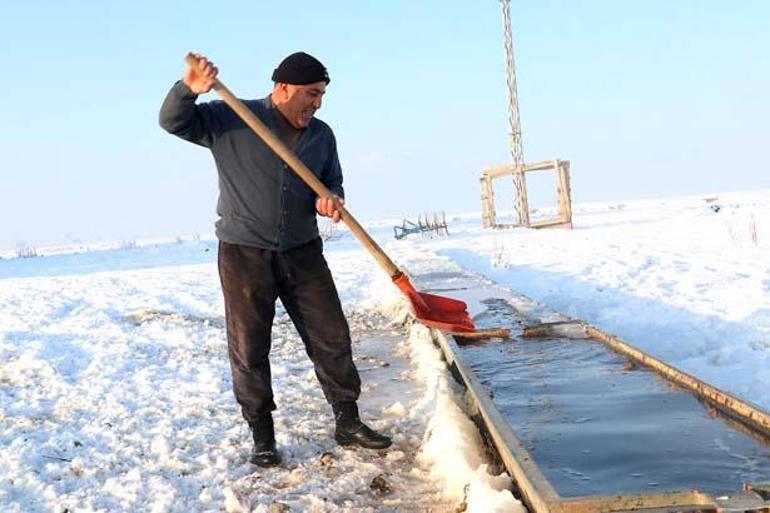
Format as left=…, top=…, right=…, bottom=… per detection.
left=276, top=81, right=327, bottom=128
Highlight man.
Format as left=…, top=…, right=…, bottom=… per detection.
left=159, top=52, right=391, bottom=467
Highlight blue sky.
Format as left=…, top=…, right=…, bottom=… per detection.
left=1, top=1, right=768, bottom=249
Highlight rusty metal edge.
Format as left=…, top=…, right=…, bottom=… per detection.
left=584, top=325, right=770, bottom=439
left=430, top=328, right=559, bottom=513
left=549, top=490, right=717, bottom=513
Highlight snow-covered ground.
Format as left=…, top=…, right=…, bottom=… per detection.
left=1, top=188, right=769, bottom=512
left=0, top=239, right=520, bottom=511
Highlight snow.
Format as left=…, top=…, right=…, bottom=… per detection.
left=0, top=239, right=521, bottom=511
left=1, top=188, right=768, bottom=511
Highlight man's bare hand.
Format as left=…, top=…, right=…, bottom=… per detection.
left=184, top=53, right=218, bottom=94
left=316, top=196, right=345, bottom=223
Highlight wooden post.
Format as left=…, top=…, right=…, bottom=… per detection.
left=480, top=173, right=496, bottom=228
left=555, top=160, right=566, bottom=221
left=557, top=160, right=572, bottom=228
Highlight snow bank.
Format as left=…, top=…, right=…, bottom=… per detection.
left=403, top=323, right=523, bottom=513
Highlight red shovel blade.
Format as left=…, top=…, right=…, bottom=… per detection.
left=393, top=273, right=476, bottom=333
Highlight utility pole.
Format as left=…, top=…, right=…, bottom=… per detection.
left=481, top=2, right=572, bottom=230
left=500, top=0, right=529, bottom=225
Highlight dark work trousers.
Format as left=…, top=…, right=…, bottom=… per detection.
left=217, top=238, right=361, bottom=425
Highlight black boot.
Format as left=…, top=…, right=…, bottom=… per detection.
left=333, top=402, right=392, bottom=450
left=249, top=414, right=281, bottom=467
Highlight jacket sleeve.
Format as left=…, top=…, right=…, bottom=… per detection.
left=158, top=80, right=221, bottom=148
left=321, top=131, right=345, bottom=199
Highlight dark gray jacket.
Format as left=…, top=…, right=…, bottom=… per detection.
left=159, top=81, right=344, bottom=251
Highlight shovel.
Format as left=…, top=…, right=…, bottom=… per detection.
left=184, top=53, right=476, bottom=333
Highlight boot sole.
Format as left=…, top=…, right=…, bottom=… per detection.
left=251, top=451, right=282, bottom=467
left=335, top=433, right=392, bottom=450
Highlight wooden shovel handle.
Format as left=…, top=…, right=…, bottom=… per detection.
left=184, top=53, right=400, bottom=278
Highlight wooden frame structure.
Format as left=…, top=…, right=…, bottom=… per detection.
left=480, top=159, right=573, bottom=230
left=431, top=324, right=770, bottom=513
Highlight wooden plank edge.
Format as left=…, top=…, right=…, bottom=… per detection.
left=550, top=490, right=717, bottom=513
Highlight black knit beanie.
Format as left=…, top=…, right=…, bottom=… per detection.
left=271, top=52, right=330, bottom=85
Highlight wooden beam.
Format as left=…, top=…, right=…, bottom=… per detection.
left=557, top=160, right=573, bottom=224
left=528, top=219, right=572, bottom=229
left=480, top=175, right=496, bottom=228
left=522, top=159, right=562, bottom=172
left=483, top=165, right=517, bottom=178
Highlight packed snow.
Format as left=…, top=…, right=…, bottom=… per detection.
left=1, top=188, right=769, bottom=511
